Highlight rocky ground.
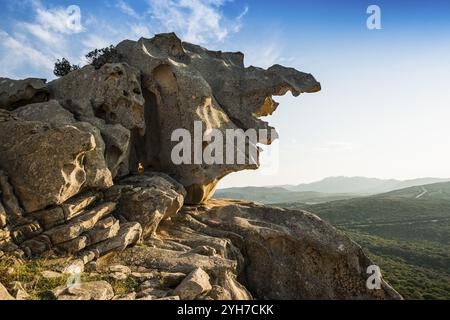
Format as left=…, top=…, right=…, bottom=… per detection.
left=0, top=33, right=401, bottom=300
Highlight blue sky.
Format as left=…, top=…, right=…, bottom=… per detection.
left=1, top=0, right=450, bottom=187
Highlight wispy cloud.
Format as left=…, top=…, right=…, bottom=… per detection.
left=0, top=0, right=248, bottom=79
left=116, top=0, right=142, bottom=19
left=34, top=3, right=84, bottom=34
left=147, top=0, right=246, bottom=45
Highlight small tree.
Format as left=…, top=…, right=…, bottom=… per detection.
left=85, top=45, right=123, bottom=69
left=53, top=58, right=80, bottom=77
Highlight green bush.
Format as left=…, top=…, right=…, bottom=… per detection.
left=85, top=45, right=123, bottom=69
left=53, top=58, right=79, bottom=77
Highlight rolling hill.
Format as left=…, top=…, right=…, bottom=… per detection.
left=213, top=186, right=360, bottom=204
left=274, top=181, right=450, bottom=300
left=214, top=176, right=450, bottom=205
left=282, top=176, right=450, bottom=194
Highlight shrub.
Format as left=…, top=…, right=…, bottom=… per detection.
left=85, top=45, right=123, bottom=69
left=53, top=58, right=80, bottom=77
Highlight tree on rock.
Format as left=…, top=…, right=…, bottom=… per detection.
left=53, top=58, right=80, bottom=77
left=85, top=45, right=123, bottom=69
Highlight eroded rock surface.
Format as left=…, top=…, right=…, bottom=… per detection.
left=0, top=78, right=49, bottom=110
left=104, top=172, right=186, bottom=238
left=0, top=33, right=402, bottom=300
left=116, top=33, right=321, bottom=203
left=109, top=200, right=401, bottom=300
left=0, top=110, right=95, bottom=213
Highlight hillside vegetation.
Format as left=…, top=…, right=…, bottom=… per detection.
left=275, top=181, right=450, bottom=299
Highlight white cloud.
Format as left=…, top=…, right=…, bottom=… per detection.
left=20, top=22, right=66, bottom=47
left=147, top=0, right=245, bottom=45
left=0, top=30, right=54, bottom=78
left=0, top=0, right=248, bottom=79
left=116, top=0, right=141, bottom=19
left=35, top=4, right=84, bottom=34
left=130, top=24, right=152, bottom=38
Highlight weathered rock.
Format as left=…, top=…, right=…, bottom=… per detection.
left=29, top=207, right=65, bottom=230
left=0, top=229, right=10, bottom=241
left=113, top=292, right=136, bottom=300
left=160, top=272, right=186, bottom=288
left=45, top=202, right=116, bottom=245
left=57, top=235, right=90, bottom=254
left=29, top=192, right=99, bottom=231
left=0, top=110, right=95, bottom=213
left=0, top=201, right=7, bottom=228
left=207, top=285, right=232, bottom=300
left=137, top=287, right=169, bottom=299
left=116, top=33, right=321, bottom=203
left=177, top=200, right=402, bottom=300
left=157, top=296, right=180, bottom=300
left=173, top=267, right=212, bottom=300
left=87, top=217, right=120, bottom=244
left=0, top=78, right=49, bottom=110
left=13, top=101, right=113, bottom=189
left=79, top=222, right=142, bottom=263
left=105, top=172, right=186, bottom=238
left=20, top=234, right=52, bottom=257
left=82, top=118, right=131, bottom=178
left=0, top=171, right=25, bottom=224
left=11, top=281, right=30, bottom=300
left=52, top=281, right=114, bottom=300
left=61, top=192, right=99, bottom=221
left=11, top=220, right=43, bottom=244
left=109, top=264, right=131, bottom=274
left=48, top=63, right=145, bottom=133
left=0, top=282, right=14, bottom=300
left=108, top=199, right=400, bottom=300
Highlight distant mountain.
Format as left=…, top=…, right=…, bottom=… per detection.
left=214, top=177, right=450, bottom=204
left=283, top=176, right=450, bottom=194
left=213, top=186, right=359, bottom=204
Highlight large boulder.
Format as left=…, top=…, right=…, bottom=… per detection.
left=0, top=78, right=49, bottom=110
left=116, top=33, right=321, bottom=204
left=13, top=101, right=113, bottom=189
left=105, top=172, right=186, bottom=238
left=0, top=109, right=95, bottom=213
left=174, top=200, right=402, bottom=300
left=109, top=199, right=401, bottom=299
left=48, top=63, right=145, bottom=133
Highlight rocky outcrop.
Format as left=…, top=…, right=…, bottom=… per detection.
left=12, top=101, right=113, bottom=189
left=0, top=110, right=95, bottom=213
left=48, top=63, right=145, bottom=134
left=52, top=280, right=114, bottom=300
left=0, top=78, right=49, bottom=111
left=173, top=267, right=212, bottom=300
left=105, top=200, right=400, bottom=300
left=104, top=172, right=186, bottom=238
left=0, top=167, right=141, bottom=260
left=0, top=33, right=401, bottom=300
left=115, top=33, right=321, bottom=203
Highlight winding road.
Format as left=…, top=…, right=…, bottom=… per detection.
left=415, top=186, right=428, bottom=199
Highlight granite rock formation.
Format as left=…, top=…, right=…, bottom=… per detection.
left=0, top=33, right=401, bottom=300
